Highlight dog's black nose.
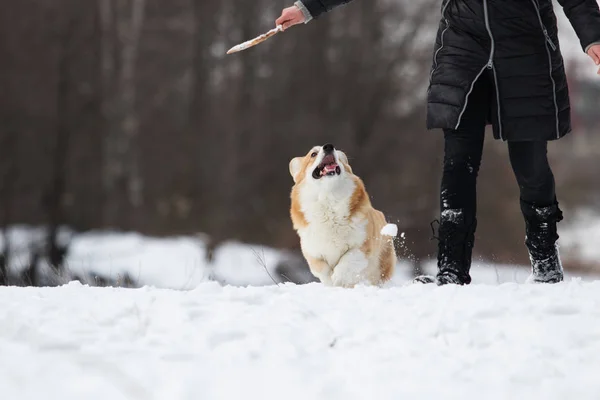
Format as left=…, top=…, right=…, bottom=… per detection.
left=323, top=143, right=334, bottom=153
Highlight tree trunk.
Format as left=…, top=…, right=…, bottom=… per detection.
left=46, top=18, right=75, bottom=275
left=0, top=227, right=8, bottom=285
left=100, top=0, right=146, bottom=227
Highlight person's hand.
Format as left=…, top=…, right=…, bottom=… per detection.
left=276, top=6, right=306, bottom=31
left=587, top=44, right=600, bottom=75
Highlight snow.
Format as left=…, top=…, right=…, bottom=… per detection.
left=441, top=208, right=463, bottom=223
left=2, top=280, right=600, bottom=399
left=3, top=222, right=600, bottom=289
left=559, top=209, right=600, bottom=264
left=2, top=215, right=600, bottom=398
left=1, top=226, right=284, bottom=288
left=403, top=259, right=597, bottom=286
left=380, top=223, right=398, bottom=237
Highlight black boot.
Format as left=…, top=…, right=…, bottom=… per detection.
left=521, top=200, right=564, bottom=284
left=413, top=208, right=477, bottom=286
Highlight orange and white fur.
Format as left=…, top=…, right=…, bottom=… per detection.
left=289, top=144, right=397, bottom=287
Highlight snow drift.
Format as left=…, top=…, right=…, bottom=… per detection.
left=1, top=281, right=600, bottom=399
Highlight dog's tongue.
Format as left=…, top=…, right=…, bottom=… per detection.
left=322, top=163, right=338, bottom=174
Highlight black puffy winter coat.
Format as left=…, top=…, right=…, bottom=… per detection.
left=301, top=0, right=600, bottom=141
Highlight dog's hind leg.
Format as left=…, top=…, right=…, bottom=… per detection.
left=331, top=249, right=369, bottom=288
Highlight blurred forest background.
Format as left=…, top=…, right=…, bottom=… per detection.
left=1, top=0, right=599, bottom=286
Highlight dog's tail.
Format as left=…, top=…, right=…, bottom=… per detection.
left=380, top=223, right=398, bottom=237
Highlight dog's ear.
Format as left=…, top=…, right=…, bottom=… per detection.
left=289, top=157, right=303, bottom=182
left=337, top=151, right=353, bottom=174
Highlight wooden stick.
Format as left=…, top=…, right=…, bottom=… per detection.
left=226, top=25, right=283, bottom=55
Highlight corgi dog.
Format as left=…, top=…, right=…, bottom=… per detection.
left=288, top=143, right=397, bottom=287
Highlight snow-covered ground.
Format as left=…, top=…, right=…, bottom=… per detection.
left=2, top=210, right=600, bottom=289
left=2, top=225, right=599, bottom=290
left=1, top=226, right=286, bottom=288
left=2, top=280, right=600, bottom=399
left=1, top=211, right=600, bottom=399
left=560, top=209, right=600, bottom=265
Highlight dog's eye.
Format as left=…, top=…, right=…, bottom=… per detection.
left=310, top=152, right=317, bottom=158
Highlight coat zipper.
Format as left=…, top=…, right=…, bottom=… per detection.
left=483, top=0, right=495, bottom=70
left=455, top=0, right=503, bottom=140
left=531, top=0, right=560, bottom=138
left=491, top=64, right=502, bottom=138
left=483, top=0, right=503, bottom=140
left=532, top=0, right=557, bottom=51
left=430, top=0, right=452, bottom=82
left=543, top=29, right=557, bottom=51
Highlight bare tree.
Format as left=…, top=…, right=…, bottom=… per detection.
left=100, top=0, right=146, bottom=228
left=0, top=0, right=597, bottom=283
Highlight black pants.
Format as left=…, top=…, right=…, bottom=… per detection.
left=441, top=70, right=556, bottom=213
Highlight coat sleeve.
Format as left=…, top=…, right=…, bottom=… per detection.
left=558, top=0, right=600, bottom=52
left=299, top=0, right=356, bottom=20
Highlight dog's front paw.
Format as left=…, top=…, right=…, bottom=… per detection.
left=330, top=273, right=357, bottom=288
left=315, top=273, right=334, bottom=286
left=331, top=249, right=369, bottom=288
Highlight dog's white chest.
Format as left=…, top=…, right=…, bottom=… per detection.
left=298, top=194, right=367, bottom=266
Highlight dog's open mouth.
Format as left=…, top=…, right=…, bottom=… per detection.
left=312, top=154, right=341, bottom=179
